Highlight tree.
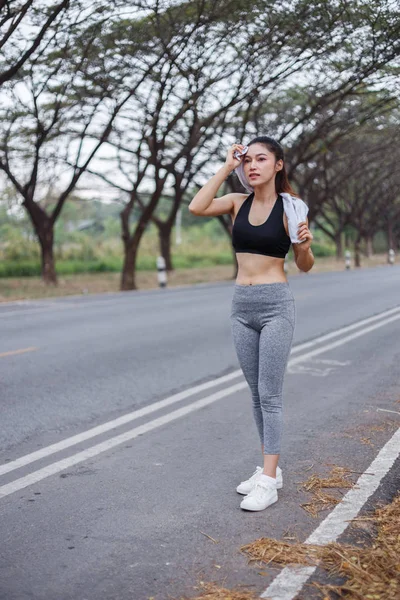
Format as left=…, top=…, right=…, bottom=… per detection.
left=304, top=123, right=400, bottom=264
left=91, top=0, right=383, bottom=289
left=0, top=0, right=71, bottom=86
left=183, top=0, right=400, bottom=264
left=0, top=1, right=161, bottom=283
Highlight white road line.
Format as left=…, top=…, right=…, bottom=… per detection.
left=290, top=305, right=400, bottom=354
left=261, top=425, right=400, bottom=599
left=0, top=370, right=244, bottom=476
left=0, top=304, right=78, bottom=317
left=0, top=347, right=38, bottom=359
left=0, top=311, right=399, bottom=501
left=0, top=382, right=248, bottom=499
left=1, top=307, right=399, bottom=479
left=0, top=280, right=213, bottom=311
left=0, top=297, right=154, bottom=317
left=0, top=287, right=209, bottom=316
left=288, top=312, right=400, bottom=366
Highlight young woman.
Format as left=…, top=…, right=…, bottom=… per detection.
left=189, top=136, right=314, bottom=511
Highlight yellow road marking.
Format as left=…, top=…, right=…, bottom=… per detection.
left=0, top=347, right=39, bottom=358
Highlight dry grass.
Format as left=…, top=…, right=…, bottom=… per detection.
left=240, top=489, right=400, bottom=599
left=338, top=419, right=399, bottom=448
left=169, top=476, right=400, bottom=600
left=0, top=265, right=234, bottom=302
left=299, top=466, right=356, bottom=518
left=300, top=491, right=342, bottom=518
left=360, top=436, right=375, bottom=447
left=241, top=537, right=322, bottom=567
left=301, top=466, right=355, bottom=492
left=175, top=581, right=257, bottom=600
left=0, top=253, right=394, bottom=302
left=313, top=494, right=400, bottom=599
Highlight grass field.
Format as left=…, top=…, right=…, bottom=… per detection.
left=0, top=253, right=394, bottom=303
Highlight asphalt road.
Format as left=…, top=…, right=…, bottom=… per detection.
left=0, top=264, right=400, bottom=600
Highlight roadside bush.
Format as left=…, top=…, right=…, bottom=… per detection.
left=0, top=221, right=337, bottom=278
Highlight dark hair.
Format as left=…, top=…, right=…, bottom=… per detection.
left=247, top=136, right=299, bottom=197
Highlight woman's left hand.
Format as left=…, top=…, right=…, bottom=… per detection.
left=297, top=221, right=313, bottom=250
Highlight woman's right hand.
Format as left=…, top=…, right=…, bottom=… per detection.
left=225, top=143, right=246, bottom=171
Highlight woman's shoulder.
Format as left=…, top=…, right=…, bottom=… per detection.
left=231, top=193, right=251, bottom=224
left=233, top=192, right=251, bottom=209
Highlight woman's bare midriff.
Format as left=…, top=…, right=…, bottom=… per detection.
left=235, top=253, right=288, bottom=285
left=232, top=195, right=289, bottom=286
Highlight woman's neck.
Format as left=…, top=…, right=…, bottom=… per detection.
left=253, top=182, right=278, bottom=205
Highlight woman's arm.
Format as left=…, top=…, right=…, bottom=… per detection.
left=293, top=218, right=314, bottom=272
left=188, top=143, right=246, bottom=216
left=294, top=245, right=315, bottom=272
left=188, top=164, right=237, bottom=216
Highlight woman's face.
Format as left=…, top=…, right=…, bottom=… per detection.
left=242, top=143, right=283, bottom=186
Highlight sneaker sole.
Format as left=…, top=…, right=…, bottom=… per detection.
left=240, top=495, right=278, bottom=511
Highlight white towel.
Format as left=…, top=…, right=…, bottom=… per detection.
left=280, top=192, right=309, bottom=244
left=234, top=161, right=309, bottom=244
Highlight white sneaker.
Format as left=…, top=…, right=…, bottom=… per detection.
left=240, top=477, right=278, bottom=511
left=236, top=466, right=283, bottom=495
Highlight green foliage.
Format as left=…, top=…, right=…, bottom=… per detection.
left=307, top=241, right=335, bottom=257
left=0, top=235, right=40, bottom=261
left=0, top=261, right=42, bottom=277
left=0, top=259, right=122, bottom=278
left=172, top=251, right=233, bottom=268
left=0, top=215, right=337, bottom=277
left=58, top=259, right=123, bottom=274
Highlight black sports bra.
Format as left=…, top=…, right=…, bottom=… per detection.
left=231, top=192, right=291, bottom=258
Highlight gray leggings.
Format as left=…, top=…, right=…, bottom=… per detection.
left=230, top=282, right=295, bottom=454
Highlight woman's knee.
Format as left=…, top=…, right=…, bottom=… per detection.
left=259, top=392, right=282, bottom=412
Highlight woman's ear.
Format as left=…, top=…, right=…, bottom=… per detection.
left=276, top=159, right=284, bottom=172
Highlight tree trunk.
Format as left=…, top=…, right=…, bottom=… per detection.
left=120, top=196, right=158, bottom=291
left=152, top=180, right=184, bottom=273
left=23, top=198, right=57, bottom=284
left=335, top=231, right=343, bottom=260
left=120, top=203, right=139, bottom=291
left=388, top=220, right=394, bottom=250
left=120, top=176, right=167, bottom=291
left=364, top=235, right=373, bottom=257
left=158, top=223, right=173, bottom=271
left=354, top=236, right=362, bottom=268
left=38, top=224, right=57, bottom=285
left=121, top=238, right=141, bottom=291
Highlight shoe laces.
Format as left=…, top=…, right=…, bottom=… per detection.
left=248, top=466, right=263, bottom=481
left=247, top=478, right=274, bottom=500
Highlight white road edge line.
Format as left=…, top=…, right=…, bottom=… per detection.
left=290, top=305, right=400, bottom=354
left=288, top=312, right=400, bottom=366
left=260, top=425, right=400, bottom=599
left=1, top=310, right=400, bottom=499
left=1, top=308, right=400, bottom=479
left=0, top=382, right=247, bottom=499
left=0, top=370, right=243, bottom=476
left=0, top=304, right=78, bottom=317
